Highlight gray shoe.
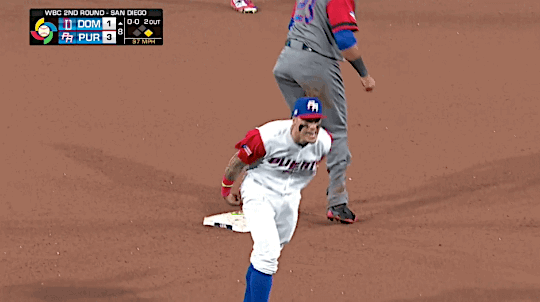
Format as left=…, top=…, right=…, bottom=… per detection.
left=327, top=204, right=358, bottom=224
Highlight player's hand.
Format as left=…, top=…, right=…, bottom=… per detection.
left=360, top=75, right=375, bottom=92
left=224, top=193, right=242, bottom=206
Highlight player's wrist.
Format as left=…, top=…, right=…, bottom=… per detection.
left=222, top=176, right=234, bottom=187
left=349, top=57, right=369, bottom=78
left=221, top=176, right=234, bottom=197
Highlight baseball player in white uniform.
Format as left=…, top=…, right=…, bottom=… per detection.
left=221, top=97, right=332, bottom=302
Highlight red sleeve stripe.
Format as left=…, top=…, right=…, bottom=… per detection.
left=332, top=22, right=358, bottom=32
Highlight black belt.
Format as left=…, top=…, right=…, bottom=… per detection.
left=285, top=39, right=337, bottom=61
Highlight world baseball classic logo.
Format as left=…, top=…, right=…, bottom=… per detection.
left=30, top=18, right=58, bottom=44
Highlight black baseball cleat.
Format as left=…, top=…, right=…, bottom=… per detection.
left=327, top=204, right=359, bottom=224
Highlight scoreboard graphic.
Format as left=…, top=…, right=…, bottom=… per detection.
left=30, top=9, right=163, bottom=45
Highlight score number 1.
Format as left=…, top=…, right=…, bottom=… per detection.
left=104, top=18, right=123, bottom=36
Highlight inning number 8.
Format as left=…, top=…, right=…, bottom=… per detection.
left=296, top=0, right=316, bottom=24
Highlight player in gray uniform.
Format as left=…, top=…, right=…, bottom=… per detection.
left=273, top=0, right=375, bottom=224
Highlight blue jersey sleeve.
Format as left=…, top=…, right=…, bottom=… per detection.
left=334, top=29, right=357, bottom=50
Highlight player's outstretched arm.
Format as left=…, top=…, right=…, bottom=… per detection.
left=333, top=28, right=375, bottom=92
left=341, top=43, right=375, bottom=92
left=221, top=128, right=266, bottom=206
left=327, top=0, right=375, bottom=92
left=221, top=151, right=248, bottom=206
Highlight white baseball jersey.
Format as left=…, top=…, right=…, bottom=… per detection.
left=235, top=119, right=332, bottom=195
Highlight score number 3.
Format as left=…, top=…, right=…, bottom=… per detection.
left=294, top=0, right=317, bottom=24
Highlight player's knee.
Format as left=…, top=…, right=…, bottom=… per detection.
left=251, top=242, right=281, bottom=274
left=327, top=155, right=351, bottom=172
left=251, top=252, right=279, bottom=275
left=273, top=62, right=285, bottom=78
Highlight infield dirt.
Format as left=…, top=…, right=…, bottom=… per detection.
left=1, top=0, right=539, bottom=301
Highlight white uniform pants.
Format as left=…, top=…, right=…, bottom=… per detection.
left=240, top=177, right=301, bottom=275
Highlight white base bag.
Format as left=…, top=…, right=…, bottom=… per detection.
left=202, top=211, right=249, bottom=233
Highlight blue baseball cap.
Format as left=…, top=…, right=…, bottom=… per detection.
left=292, top=97, right=327, bottom=119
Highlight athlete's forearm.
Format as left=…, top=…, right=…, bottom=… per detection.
left=341, top=44, right=362, bottom=61
left=224, top=151, right=248, bottom=182
left=221, top=152, right=247, bottom=201
left=341, top=44, right=369, bottom=78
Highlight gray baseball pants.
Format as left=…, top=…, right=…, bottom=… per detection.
left=273, top=42, right=352, bottom=208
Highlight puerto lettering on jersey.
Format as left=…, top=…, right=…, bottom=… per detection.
left=234, top=120, right=332, bottom=194
left=267, top=157, right=317, bottom=174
